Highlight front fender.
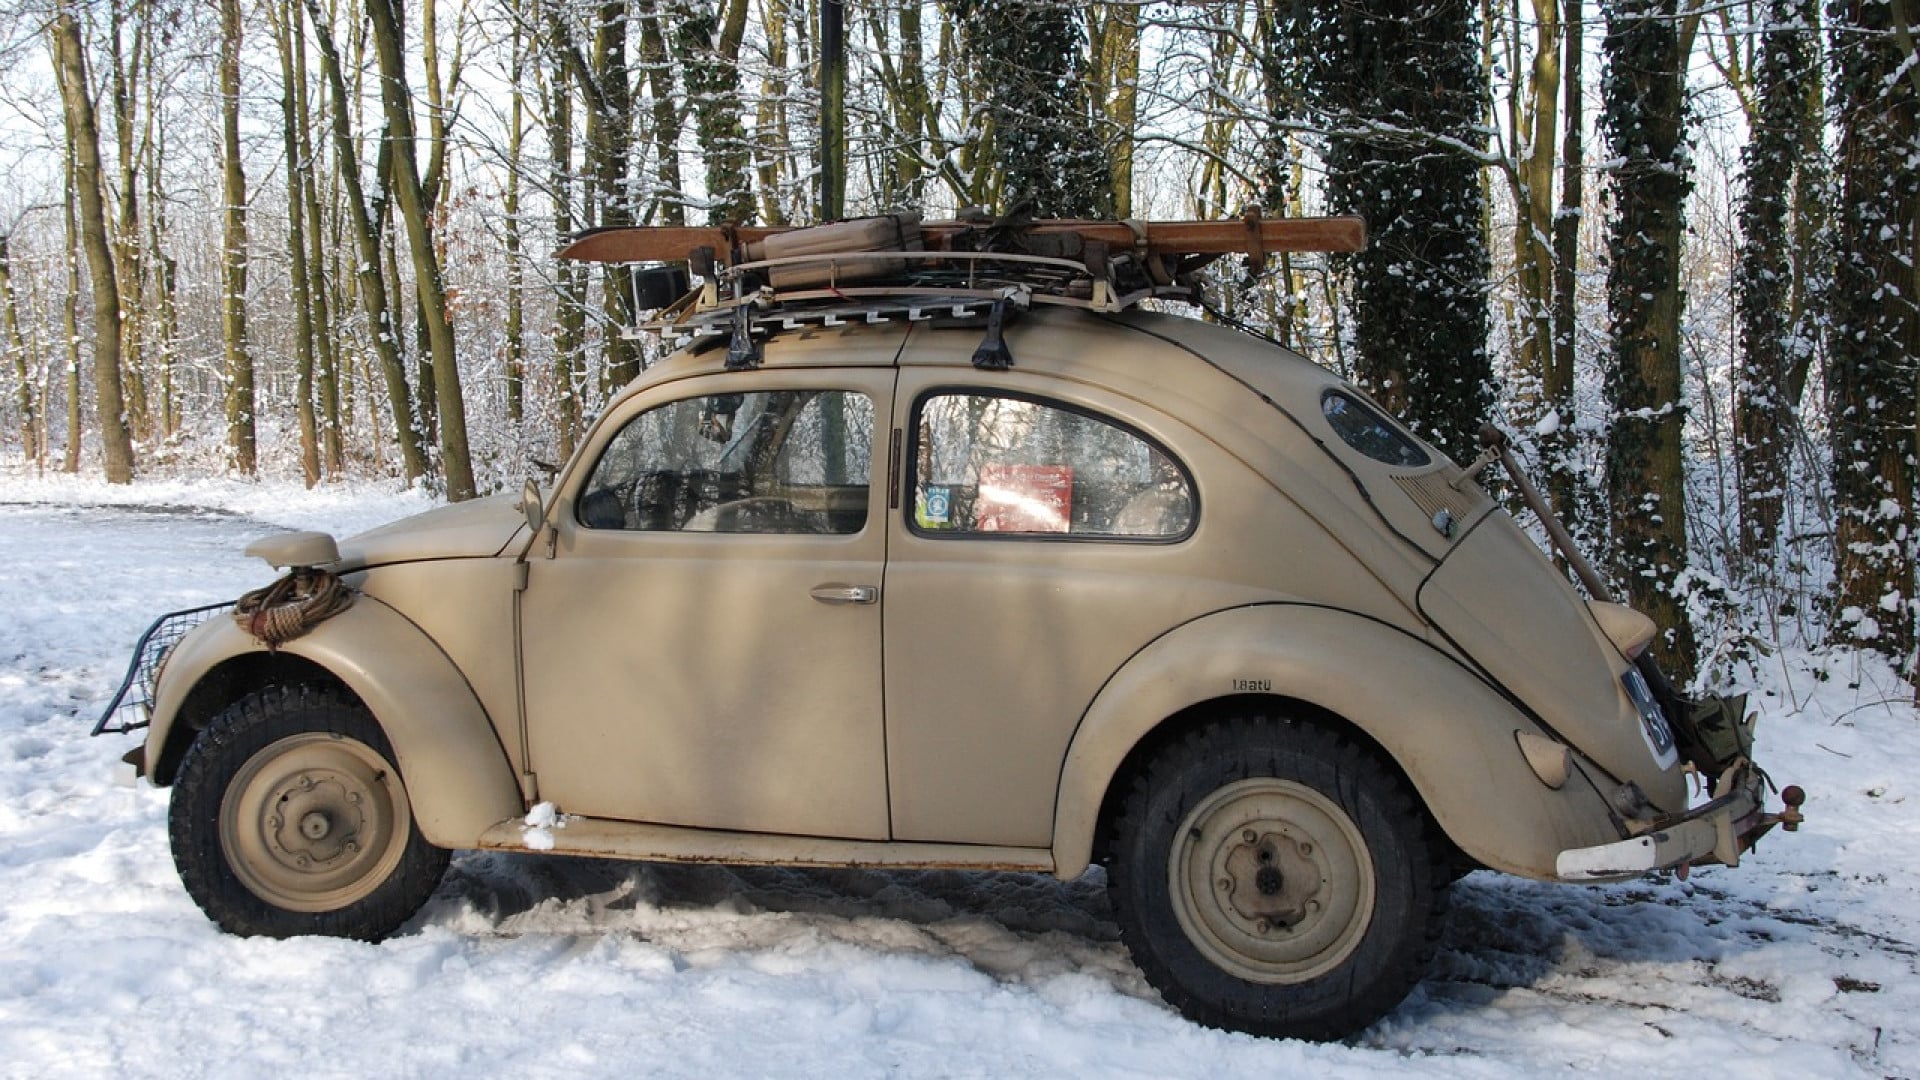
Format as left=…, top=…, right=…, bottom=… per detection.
left=145, top=597, right=523, bottom=848
left=1050, top=604, right=1626, bottom=880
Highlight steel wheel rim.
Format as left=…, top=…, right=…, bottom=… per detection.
left=1169, top=777, right=1375, bottom=983
left=219, top=732, right=410, bottom=912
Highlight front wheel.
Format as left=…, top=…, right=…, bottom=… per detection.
left=1107, top=715, right=1445, bottom=1040
left=169, top=685, right=449, bottom=940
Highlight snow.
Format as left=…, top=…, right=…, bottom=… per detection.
left=523, top=802, right=565, bottom=851
left=2, top=474, right=1918, bottom=1077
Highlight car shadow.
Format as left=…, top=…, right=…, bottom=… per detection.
left=431, top=850, right=1113, bottom=935
left=416, top=851, right=1882, bottom=1046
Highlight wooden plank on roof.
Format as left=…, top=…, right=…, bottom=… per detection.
left=556, top=215, right=1367, bottom=265
left=554, top=225, right=782, bottom=264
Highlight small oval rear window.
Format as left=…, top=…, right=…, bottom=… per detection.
left=1321, top=390, right=1431, bottom=468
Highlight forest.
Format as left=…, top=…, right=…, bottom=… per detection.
left=0, top=0, right=1912, bottom=687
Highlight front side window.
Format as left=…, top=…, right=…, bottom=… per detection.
left=911, top=392, right=1194, bottom=540
left=579, top=389, right=873, bottom=534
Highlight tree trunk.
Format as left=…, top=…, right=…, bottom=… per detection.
left=142, top=14, right=179, bottom=441
left=1283, top=0, right=1494, bottom=465
left=219, top=0, right=255, bottom=476
left=1827, top=0, right=1919, bottom=664
left=303, top=0, right=428, bottom=483
left=50, top=4, right=135, bottom=484
left=1548, top=0, right=1584, bottom=529
left=293, top=5, right=344, bottom=476
left=1601, top=0, right=1696, bottom=679
left=0, top=234, right=37, bottom=463
left=505, top=18, right=526, bottom=425
left=591, top=1, right=641, bottom=387
left=678, top=0, right=755, bottom=224
left=1512, top=0, right=1560, bottom=430
left=544, top=25, right=585, bottom=457
left=757, top=0, right=796, bottom=222
left=1733, top=0, right=1819, bottom=562
left=366, top=0, right=475, bottom=500
left=955, top=0, right=1112, bottom=217
left=274, top=4, right=321, bottom=487
left=634, top=1, right=687, bottom=226
left=62, top=145, right=83, bottom=474
left=108, top=0, right=150, bottom=443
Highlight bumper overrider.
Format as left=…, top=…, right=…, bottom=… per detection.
left=1556, top=760, right=1805, bottom=881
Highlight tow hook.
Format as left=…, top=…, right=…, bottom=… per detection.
left=1776, top=784, right=1806, bottom=832
left=1739, top=784, right=1807, bottom=862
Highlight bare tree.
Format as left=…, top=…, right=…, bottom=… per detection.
left=367, top=0, right=476, bottom=500
left=219, top=0, right=255, bottom=475
left=50, top=2, right=135, bottom=484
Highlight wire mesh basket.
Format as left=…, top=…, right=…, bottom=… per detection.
left=94, top=602, right=234, bottom=736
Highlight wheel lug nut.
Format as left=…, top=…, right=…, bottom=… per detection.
left=347, top=792, right=361, bottom=804
left=1217, top=877, right=1232, bottom=892
left=1241, top=829, right=1257, bottom=844
left=1300, top=842, right=1313, bottom=856
left=296, top=855, right=310, bottom=868
left=1256, top=918, right=1272, bottom=934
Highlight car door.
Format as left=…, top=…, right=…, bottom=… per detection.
left=520, top=370, right=895, bottom=840
left=883, top=361, right=1223, bottom=848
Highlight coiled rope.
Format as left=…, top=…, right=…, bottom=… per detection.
left=233, top=569, right=355, bottom=648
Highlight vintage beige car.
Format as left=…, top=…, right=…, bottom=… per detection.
left=99, top=215, right=1799, bottom=1040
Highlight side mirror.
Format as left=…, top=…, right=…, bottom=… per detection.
left=520, top=478, right=544, bottom=534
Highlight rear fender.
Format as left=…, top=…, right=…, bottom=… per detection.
left=1050, top=605, right=1625, bottom=880
left=145, top=597, right=522, bottom=848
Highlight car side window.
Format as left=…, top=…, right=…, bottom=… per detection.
left=910, top=391, right=1194, bottom=539
left=579, top=390, right=873, bottom=534
left=1321, top=389, right=1430, bottom=468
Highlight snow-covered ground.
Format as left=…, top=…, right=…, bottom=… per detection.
left=1, top=474, right=1915, bottom=1078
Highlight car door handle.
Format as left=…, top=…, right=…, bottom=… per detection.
left=810, top=584, right=878, bottom=605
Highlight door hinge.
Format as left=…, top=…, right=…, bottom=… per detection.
left=887, top=427, right=902, bottom=510
left=514, top=561, right=530, bottom=592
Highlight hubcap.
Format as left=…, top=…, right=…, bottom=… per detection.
left=219, top=733, right=410, bottom=912
left=1169, top=778, right=1375, bottom=982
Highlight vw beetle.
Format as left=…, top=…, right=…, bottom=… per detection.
left=99, top=214, right=1799, bottom=1041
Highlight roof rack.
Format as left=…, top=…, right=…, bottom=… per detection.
left=556, top=211, right=1367, bottom=369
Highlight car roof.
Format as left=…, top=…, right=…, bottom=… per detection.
left=622, top=305, right=1345, bottom=413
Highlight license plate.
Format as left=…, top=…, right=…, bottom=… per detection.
left=1623, top=667, right=1679, bottom=769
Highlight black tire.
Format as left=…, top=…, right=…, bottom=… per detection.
left=1107, top=714, right=1446, bottom=1041
left=169, top=684, right=450, bottom=941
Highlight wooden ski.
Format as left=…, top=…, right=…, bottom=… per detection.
left=556, top=214, right=1366, bottom=265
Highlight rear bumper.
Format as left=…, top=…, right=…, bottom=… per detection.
left=1554, top=767, right=1792, bottom=881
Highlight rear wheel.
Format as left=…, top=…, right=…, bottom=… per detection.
left=169, top=685, right=449, bottom=940
left=1108, top=714, right=1445, bottom=1040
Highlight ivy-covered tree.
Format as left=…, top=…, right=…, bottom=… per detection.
left=1279, top=0, right=1493, bottom=464
left=954, top=0, right=1111, bottom=217
left=673, top=0, right=753, bottom=224
left=1601, top=0, right=1696, bottom=678
left=1826, top=0, right=1919, bottom=663
left=1734, top=0, right=1823, bottom=564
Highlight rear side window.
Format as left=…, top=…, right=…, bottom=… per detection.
left=910, top=391, right=1194, bottom=540
left=1321, top=390, right=1430, bottom=468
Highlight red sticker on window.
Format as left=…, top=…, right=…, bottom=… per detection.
left=975, top=465, right=1073, bottom=532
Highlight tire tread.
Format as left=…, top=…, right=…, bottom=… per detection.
left=1106, top=713, right=1448, bottom=1040
left=169, top=684, right=449, bottom=941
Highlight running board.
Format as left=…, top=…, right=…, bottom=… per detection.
left=475, top=815, right=1057, bottom=875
